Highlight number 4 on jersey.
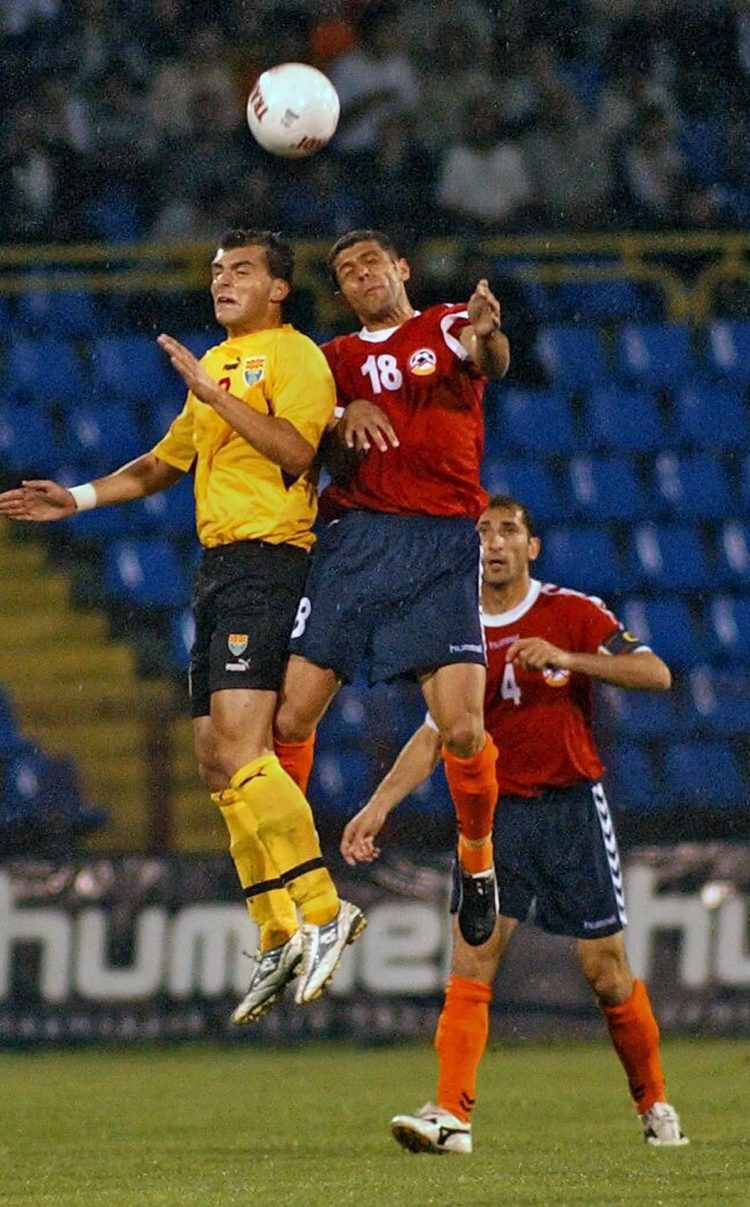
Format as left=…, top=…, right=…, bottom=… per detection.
left=501, top=662, right=521, bottom=706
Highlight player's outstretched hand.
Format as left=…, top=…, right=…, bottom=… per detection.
left=506, top=636, right=571, bottom=672
left=157, top=333, right=220, bottom=405
left=340, top=799, right=389, bottom=865
left=0, top=479, right=75, bottom=522
left=339, top=399, right=399, bottom=453
left=468, top=278, right=501, bottom=337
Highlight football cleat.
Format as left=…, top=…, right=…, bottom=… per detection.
left=640, top=1102, right=690, bottom=1147
left=230, top=930, right=304, bottom=1024
left=457, top=864, right=498, bottom=946
left=294, top=900, right=366, bottom=1005
left=391, top=1103, right=472, bottom=1155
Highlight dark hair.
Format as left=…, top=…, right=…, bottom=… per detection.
left=216, top=229, right=294, bottom=285
left=326, top=228, right=401, bottom=284
left=485, top=494, right=538, bottom=539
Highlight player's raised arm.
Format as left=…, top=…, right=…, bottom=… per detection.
left=461, top=279, right=510, bottom=380
left=0, top=454, right=184, bottom=523
left=340, top=722, right=442, bottom=865
left=506, top=637, right=672, bottom=691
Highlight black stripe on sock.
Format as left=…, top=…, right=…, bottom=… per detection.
left=244, top=876, right=284, bottom=900
left=280, top=856, right=325, bottom=885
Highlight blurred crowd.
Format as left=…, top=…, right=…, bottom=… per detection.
left=3, top=0, right=750, bottom=247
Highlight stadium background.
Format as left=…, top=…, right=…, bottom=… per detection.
left=0, top=0, right=749, bottom=1049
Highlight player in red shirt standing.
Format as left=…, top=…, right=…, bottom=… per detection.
left=274, top=230, right=510, bottom=958
left=341, top=494, right=689, bottom=1153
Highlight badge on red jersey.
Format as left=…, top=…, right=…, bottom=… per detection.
left=408, top=348, right=437, bottom=376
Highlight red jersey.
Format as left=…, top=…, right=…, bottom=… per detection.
left=320, top=304, right=488, bottom=519
left=481, top=580, right=648, bottom=796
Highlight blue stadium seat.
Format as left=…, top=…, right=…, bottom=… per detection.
left=308, top=751, right=370, bottom=816
left=651, top=453, right=733, bottom=520
left=556, top=280, right=644, bottom=323
left=536, top=526, right=624, bottom=595
left=627, top=523, right=712, bottom=592
left=716, top=521, right=750, bottom=588
left=583, top=386, right=668, bottom=452
left=317, top=684, right=368, bottom=750
left=495, top=389, right=577, bottom=455
left=608, top=691, right=684, bottom=741
left=0, top=750, right=106, bottom=841
left=61, top=401, right=143, bottom=471
left=688, top=666, right=750, bottom=737
left=620, top=598, right=701, bottom=667
left=0, top=689, right=26, bottom=756
left=704, top=321, right=750, bottom=386
left=607, top=744, right=660, bottom=812
left=567, top=455, right=649, bottom=522
left=17, top=288, right=98, bottom=337
left=62, top=500, right=144, bottom=543
left=678, top=117, right=726, bottom=185
left=0, top=405, right=59, bottom=474
left=616, top=324, right=694, bottom=388
left=170, top=608, right=195, bottom=672
left=132, top=475, right=196, bottom=538
left=673, top=381, right=749, bottom=449
left=664, top=741, right=745, bottom=809
left=535, top=326, right=609, bottom=390
left=5, top=337, right=88, bottom=403
left=482, top=458, right=565, bottom=524
left=705, top=595, right=750, bottom=664
left=90, top=335, right=174, bottom=402
left=103, top=539, right=191, bottom=609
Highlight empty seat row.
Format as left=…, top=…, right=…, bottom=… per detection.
left=609, top=740, right=748, bottom=813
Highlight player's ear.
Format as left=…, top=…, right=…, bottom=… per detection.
left=528, top=536, right=541, bottom=563
left=397, top=258, right=411, bottom=283
left=270, top=278, right=291, bottom=304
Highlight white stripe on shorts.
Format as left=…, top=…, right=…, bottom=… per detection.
left=591, top=781, right=628, bottom=927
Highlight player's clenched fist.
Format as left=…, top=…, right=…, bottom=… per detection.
left=467, top=278, right=501, bottom=336
left=0, top=479, right=75, bottom=522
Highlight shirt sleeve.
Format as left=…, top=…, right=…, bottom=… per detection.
left=576, top=596, right=650, bottom=655
left=150, top=396, right=197, bottom=471
left=272, top=332, right=336, bottom=449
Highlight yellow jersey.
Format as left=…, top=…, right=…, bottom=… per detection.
left=152, top=325, right=335, bottom=549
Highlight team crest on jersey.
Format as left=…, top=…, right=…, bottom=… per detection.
left=408, top=347, right=437, bottom=376
left=542, top=667, right=570, bottom=687
left=228, top=634, right=249, bottom=656
left=243, top=356, right=265, bottom=386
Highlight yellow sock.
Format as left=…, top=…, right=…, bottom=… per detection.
left=212, top=788, right=299, bottom=951
left=229, top=755, right=340, bottom=926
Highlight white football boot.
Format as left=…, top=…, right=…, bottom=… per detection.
left=639, top=1101, right=690, bottom=1146
left=294, top=900, right=366, bottom=1005
left=391, top=1103, right=472, bottom=1155
left=231, top=930, right=304, bottom=1024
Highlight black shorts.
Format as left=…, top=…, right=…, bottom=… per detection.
left=288, top=510, right=485, bottom=685
left=189, top=540, right=309, bottom=718
left=450, top=780, right=627, bottom=939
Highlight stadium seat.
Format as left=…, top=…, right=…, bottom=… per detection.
left=17, top=288, right=98, bottom=337
left=688, top=666, right=750, bottom=737
left=5, top=337, right=89, bottom=403
left=482, top=458, right=566, bottom=524
left=620, top=597, right=701, bottom=668
left=133, top=475, right=196, bottom=538
left=678, top=117, right=726, bottom=185
left=716, top=521, right=750, bottom=588
left=627, top=523, right=712, bottom=592
left=317, top=684, right=368, bottom=750
left=0, top=750, right=106, bottom=848
left=650, top=453, right=733, bottom=520
left=616, top=323, right=694, bottom=389
left=0, top=405, right=59, bottom=474
left=90, top=335, right=174, bottom=402
left=535, top=326, right=609, bottom=390
left=567, top=455, right=650, bottom=522
left=556, top=279, right=644, bottom=323
left=308, top=751, right=370, bottom=816
left=607, top=744, right=661, bottom=812
left=61, top=401, right=144, bottom=471
left=607, top=690, right=684, bottom=741
left=664, top=741, right=745, bottom=810
left=673, top=380, right=749, bottom=450
left=62, top=499, right=143, bottom=543
left=103, top=538, right=191, bottom=609
left=495, top=389, right=577, bottom=455
left=705, top=595, right=750, bottom=664
left=704, top=320, right=750, bottom=385
left=583, top=386, right=669, bottom=453
left=536, top=526, right=624, bottom=595
left=0, top=688, right=26, bottom=757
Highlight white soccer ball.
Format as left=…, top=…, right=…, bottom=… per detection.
left=246, top=62, right=340, bottom=159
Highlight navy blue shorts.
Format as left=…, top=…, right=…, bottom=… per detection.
left=451, top=781, right=627, bottom=939
left=289, top=510, right=484, bottom=685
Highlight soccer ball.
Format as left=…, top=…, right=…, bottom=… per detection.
left=246, top=62, right=340, bottom=158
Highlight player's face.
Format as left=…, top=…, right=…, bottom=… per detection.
left=477, top=506, right=539, bottom=587
left=210, top=245, right=288, bottom=333
left=332, top=240, right=410, bottom=322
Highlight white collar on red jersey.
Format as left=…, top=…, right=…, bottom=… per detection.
left=480, top=578, right=542, bottom=627
left=358, top=311, right=422, bottom=342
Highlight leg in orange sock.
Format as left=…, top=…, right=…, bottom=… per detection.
left=435, top=975, right=493, bottom=1122
left=274, top=732, right=316, bottom=795
left=443, top=734, right=499, bottom=873
left=600, top=978, right=666, bottom=1113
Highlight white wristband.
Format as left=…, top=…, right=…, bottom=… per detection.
left=69, top=483, right=98, bottom=512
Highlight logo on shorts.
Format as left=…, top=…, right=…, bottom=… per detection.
left=542, top=667, right=570, bottom=686
left=243, top=356, right=265, bottom=386
left=408, top=348, right=437, bottom=376
left=228, top=634, right=248, bottom=656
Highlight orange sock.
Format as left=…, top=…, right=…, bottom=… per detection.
left=600, top=979, right=666, bottom=1113
left=442, top=734, right=499, bottom=873
left=435, top=975, right=492, bottom=1122
left=274, top=733, right=316, bottom=795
